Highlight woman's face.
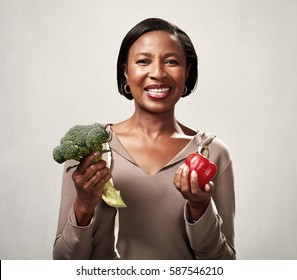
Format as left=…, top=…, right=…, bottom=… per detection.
left=124, top=30, right=190, bottom=114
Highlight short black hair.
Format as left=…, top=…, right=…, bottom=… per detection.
left=117, top=18, right=198, bottom=100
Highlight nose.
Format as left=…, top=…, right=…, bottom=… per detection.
left=148, top=62, right=166, bottom=80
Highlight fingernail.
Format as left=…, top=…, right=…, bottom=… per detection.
left=93, top=151, right=100, bottom=157
left=176, top=164, right=185, bottom=174
left=183, top=165, right=189, bottom=173
left=191, top=170, right=197, bottom=178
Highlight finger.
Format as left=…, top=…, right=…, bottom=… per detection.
left=204, top=181, right=215, bottom=193
left=83, top=160, right=107, bottom=181
left=75, top=151, right=100, bottom=175
left=92, top=171, right=112, bottom=193
left=180, top=164, right=190, bottom=193
left=190, top=170, right=201, bottom=196
left=83, top=167, right=110, bottom=192
left=73, top=161, right=107, bottom=190
left=173, top=164, right=184, bottom=189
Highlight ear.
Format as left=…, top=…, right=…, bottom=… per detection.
left=186, top=64, right=192, bottom=79
left=123, top=64, right=128, bottom=80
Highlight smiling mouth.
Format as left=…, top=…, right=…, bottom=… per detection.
left=145, top=87, right=171, bottom=99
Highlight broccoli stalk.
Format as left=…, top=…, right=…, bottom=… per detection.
left=53, top=123, right=126, bottom=208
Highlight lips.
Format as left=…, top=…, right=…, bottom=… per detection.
left=144, top=84, right=171, bottom=99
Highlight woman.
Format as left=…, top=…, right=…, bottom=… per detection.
left=53, top=18, right=236, bottom=260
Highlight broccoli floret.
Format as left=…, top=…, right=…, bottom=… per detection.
left=52, top=145, right=65, bottom=164
left=86, top=125, right=110, bottom=153
left=53, top=123, right=110, bottom=166
left=53, top=140, right=80, bottom=163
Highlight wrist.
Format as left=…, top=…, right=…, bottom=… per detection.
left=187, top=198, right=210, bottom=221
left=74, top=200, right=94, bottom=226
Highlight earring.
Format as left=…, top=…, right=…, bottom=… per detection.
left=124, top=84, right=131, bottom=94
left=182, top=86, right=188, bottom=96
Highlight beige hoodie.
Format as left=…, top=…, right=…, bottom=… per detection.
left=53, top=126, right=236, bottom=260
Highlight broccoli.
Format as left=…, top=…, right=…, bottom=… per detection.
left=53, top=123, right=126, bottom=208
left=53, top=123, right=109, bottom=165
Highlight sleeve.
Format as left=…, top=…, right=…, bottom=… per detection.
left=52, top=161, right=95, bottom=260
left=184, top=138, right=236, bottom=260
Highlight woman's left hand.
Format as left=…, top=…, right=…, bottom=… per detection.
left=173, top=163, right=214, bottom=221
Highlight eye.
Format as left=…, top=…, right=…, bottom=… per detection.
left=165, top=59, right=179, bottom=65
left=136, top=59, right=151, bottom=65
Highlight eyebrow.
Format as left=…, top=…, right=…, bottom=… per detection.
left=133, top=51, right=182, bottom=58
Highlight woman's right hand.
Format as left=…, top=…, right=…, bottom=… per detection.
left=72, top=151, right=112, bottom=226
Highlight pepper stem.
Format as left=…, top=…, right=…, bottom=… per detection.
left=198, top=145, right=210, bottom=159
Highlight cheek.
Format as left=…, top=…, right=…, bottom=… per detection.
left=126, top=66, right=146, bottom=84
left=172, top=69, right=188, bottom=85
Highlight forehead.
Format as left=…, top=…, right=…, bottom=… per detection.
left=128, top=30, right=184, bottom=56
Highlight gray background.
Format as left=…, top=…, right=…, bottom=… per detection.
left=1, top=0, right=296, bottom=259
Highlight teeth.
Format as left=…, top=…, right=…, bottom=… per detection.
left=147, top=88, right=170, bottom=93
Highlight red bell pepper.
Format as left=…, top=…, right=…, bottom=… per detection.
left=185, top=146, right=217, bottom=187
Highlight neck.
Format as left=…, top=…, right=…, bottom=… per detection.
left=127, top=110, right=181, bottom=139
